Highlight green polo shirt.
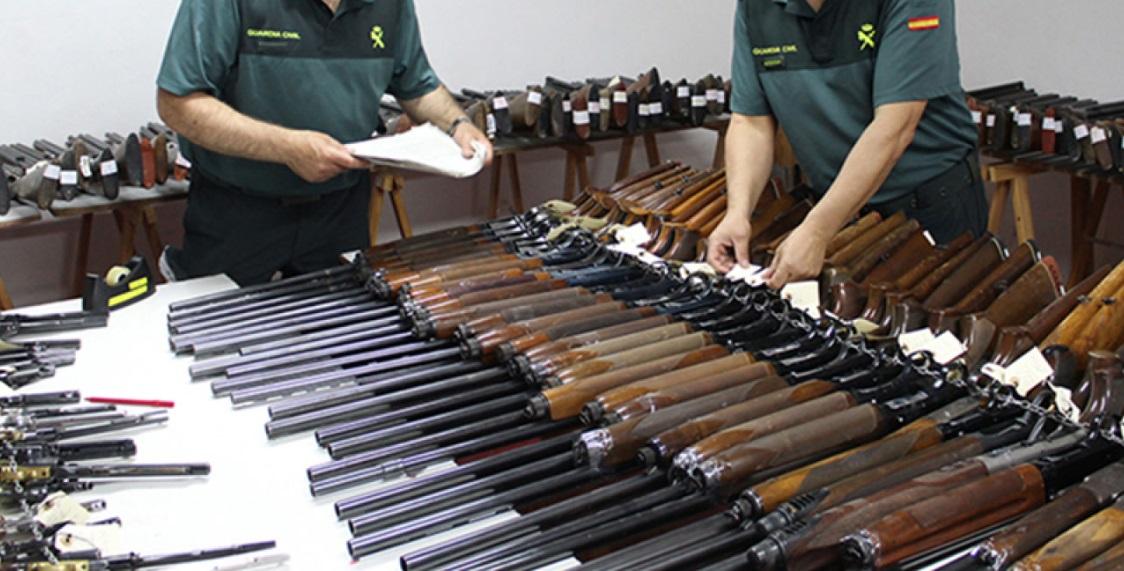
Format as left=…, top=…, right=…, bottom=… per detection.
left=157, top=0, right=441, bottom=197
left=732, top=0, right=977, bottom=204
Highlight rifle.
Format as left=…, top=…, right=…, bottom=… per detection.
left=0, top=541, right=276, bottom=571
left=961, top=259, right=1063, bottom=367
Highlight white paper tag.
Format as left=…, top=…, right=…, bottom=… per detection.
left=589, top=101, right=601, bottom=114
left=614, top=223, right=652, bottom=246
left=852, top=319, right=882, bottom=336
left=923, top=231, right=936, bottom=246
left=613, top=91, right=628, bottom=103
left=492, top=96, right=508, bottom=110
left=1074, top=124, right=1089, bottom=140
left=608, top=243, right=663, bottom=266
left=1005, top=347, right=1054, bottom=396
left=175, top=154, right=192, bottom=168
left=717, top=91, right=726, bottom=104
left=1051, top=385, right=1081, bottom=423
left=781, top=281, right=821, bottom=319
left=677, top=86, right=691, bottom=98
left=1042, top=117, right=1056, bottom=131
left=1016, top=113, right=1032, bottom=127
left=919, top=331, right=967, bottom=365
left=44, top=164, right=61, bottom=180
left=727, top=264, right=767, bottom=286
left=527, top=91, right=543, bottom=106
left=899, top=328, right=938, bottom=355
left=486, top=114, right=497, bottom=135
left=986, top=114, right=996, bottom=128
left=78, top=155, right=93, bottom=178
left=679, top=262, right=719, bottom=279
left=600, top=97, right=611, bottom=110
left=1091, top=127, right=1107, bottom=144
left=971, top=111, right=982, bottom=124
left=650, top=102, right=664, bottom=115
left=60, top=170, right=78, bottom=185
left=100, top=160, right=118, bottom=177
left=35, top=493, right=92, bottom=527
left=573, top=110, right=591, bottom=126
left=562, top=100, right=573, bottom=113
left=1054, top=119, right=1065, bottom=134
left=55, top=522, right=124, bottom=555
left=706, top=89, right=719, bottom=102
left=638, top=104, right=651, bottom=117
left=692, top=95, right=707, bottom=108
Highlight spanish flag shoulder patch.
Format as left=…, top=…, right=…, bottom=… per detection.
left=907, top=16, right=941, bottom=31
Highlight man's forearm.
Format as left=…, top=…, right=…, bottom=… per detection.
left=804, top=102, right=925, bottom=237
left=399, top=86, right=466, bottom=133
left=157, top=90, right=294, bottom=165
left=725, top=114, right=777, bottom=220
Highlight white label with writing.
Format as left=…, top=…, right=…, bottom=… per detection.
left=650, top=102, right=663, bottom=115
left=1042, top=117, right=1056, bottom=131
left=717, top=91, right=726, bottom=104
left=677, top=86, right=691, bottom=98
left=79, top=155, right=93, bottom=178
left=486, top=114, right=497, bottom=136
left=899, top=328, right=938, bottom=355
left=589, top=101, right=601, bottom=114
left=573, top=110, right=591, bottom=126
left=727, top=264, right=766, bottom=286
left=1006, top=347, right=1054, bottom=396
left=36, top=493, right=92, bottom=526
left=608, top=243, right=663, bottom=266
left=1074, top=124, right=1089, bottom=140
left=1054, top=119, right=1065, bottom=134
left=562, top=100, right=573, bottom=113
left=1091, top=127, right=1107, bottom=144
left=918, top=331, right=967, bottom=365
left=44, top=164, right=61, bottom=180
left=613, top=91, right=628, bottom=103
left=600, top=97, right=611, bottom=110
left=492, top=96, right=508, bottom=110
left=60, top=170, right=78, bottom=185
left=679, top=262, right=719, bottom=279
left=615, top=223, right=652, bottom=246
left=1016, top=113, right=1032, bottom=127
left=692, top=95, right=707, bottom=108
left=986, top=114, right=996, bottom=127
left=100, top=160, right=118, bottom=177
left=527, top=91, right=543, bottom=106
left=55, top=523, right=123, bottom=555
left=639, top=104, right=651, bottom=117
left=971, top=111, right=982, bottom=124
left=781, top=281, right=822, bottom=319
left=706, top=89, right=719, bottom=102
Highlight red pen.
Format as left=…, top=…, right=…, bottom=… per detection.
left=86, top=397, right=175, bottom=409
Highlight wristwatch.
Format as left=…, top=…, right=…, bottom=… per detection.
left=445, top=116, right=471, bottom=137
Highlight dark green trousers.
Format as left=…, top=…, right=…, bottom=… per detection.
left=868, top=151, right=988, bottom=245
left=166, top=171, right=370, bottom=286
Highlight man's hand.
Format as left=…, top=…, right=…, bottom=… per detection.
left=764, top=222, right=831, bottom=289
left=283, top=130, right=368, bottom=183
left=707, top=215, right=754, bottom=274
left=452, top=121, right=494, bottom=166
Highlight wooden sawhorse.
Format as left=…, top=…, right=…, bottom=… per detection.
left=985, top=162, right=1041, bottom=244
left=368, top=170, right=413, bottom=247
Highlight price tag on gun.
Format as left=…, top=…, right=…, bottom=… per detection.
left=82, top=255, right=155, bottom=312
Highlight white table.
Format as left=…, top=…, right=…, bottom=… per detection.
left=8, top=277, right=574, bottom=571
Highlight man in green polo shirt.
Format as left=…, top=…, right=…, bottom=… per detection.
left=156, top=0, right=492, bottom=286
left=708, top=0, right=986, bottom=289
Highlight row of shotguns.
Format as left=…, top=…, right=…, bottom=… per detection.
left=968, top=81, right=1124, bottom=177
left=167, top=187, right=1124, bottom=569
left=0, top=123, right=189, bottom=215
left=0, top=310, right=110, bottom=390
left=381, top=68, right=732, bottom=142
left=569, top=161, right=806, bottom=263
left=0, top=390, right=279, bottom=571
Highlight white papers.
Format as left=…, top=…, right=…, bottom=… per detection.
left=346, top=123, right=485, bottom=179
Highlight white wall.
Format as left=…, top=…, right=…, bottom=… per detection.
left=1, top=0, right=1120, bottom=306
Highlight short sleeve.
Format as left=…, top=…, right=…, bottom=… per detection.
left=873, top=0, right=962, bottom=107
left=156, top=0, right=241, bottom=97
left=387, top=0, right=442, bottom=101
left=730, top=0, right=773, bottom=117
